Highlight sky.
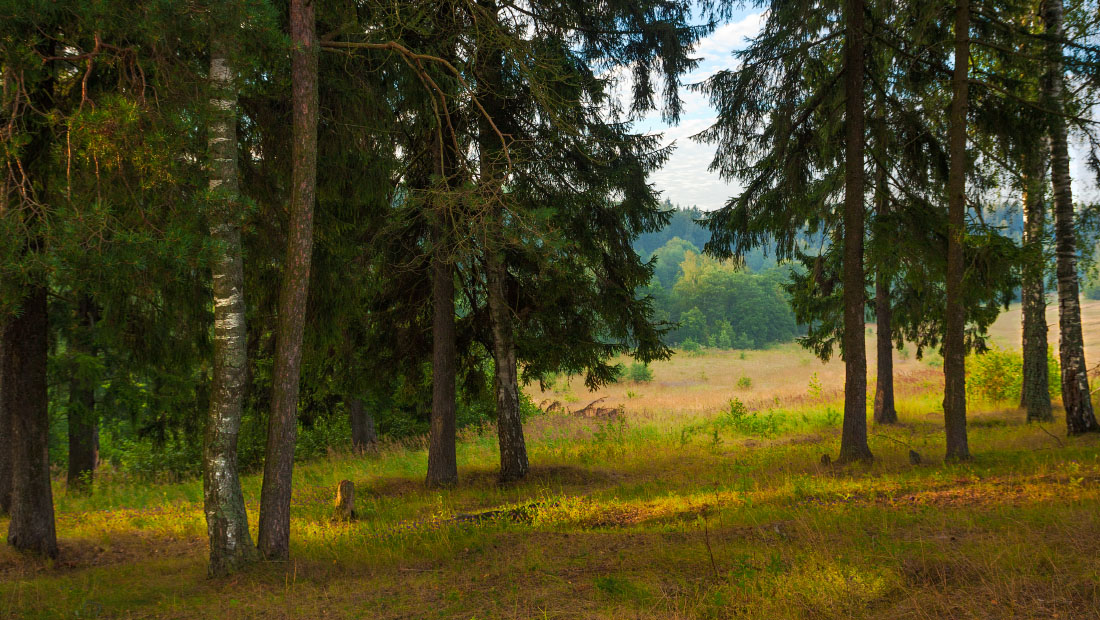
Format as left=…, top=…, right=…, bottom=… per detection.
left=641, top=7, right=1099, bottom=212
left=640, top=8, right=763, bottom=212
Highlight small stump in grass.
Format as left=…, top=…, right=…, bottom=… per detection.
left=333, top=480, right=356, bottom=522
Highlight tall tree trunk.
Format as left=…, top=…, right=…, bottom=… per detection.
left=1043, top=0, right=1099, bottom=434
left=67, top=296, right=99, bottom=493
left=873, top=273, right=897, bottom=424
left=838, top=0, right=872, bottom=463
left=426, top=247, right=458, bottom=487
left=478, top=0, right=528, bottom=482
left=488, top=263, right=528, bottom=481
left=259, top=0, right=319, bottom=560
left=347, top=396, right=377, bottom=451
left=204, top=9, right=258, bottom=576
left=1020, top=143, right=1053, bottom=422
left=6, top=39, right=57, bottom=557
left=872, top=82, right=896, bottom=426
left=943, top=0, right=971, bottom=460
left=0, top=333, right=11, bottom=515
left=5, top=288, right=57, bottom=557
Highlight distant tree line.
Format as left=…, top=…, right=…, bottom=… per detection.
left=642, top=235, right=800, bottom=349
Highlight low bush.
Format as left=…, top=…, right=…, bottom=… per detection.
left=966, top=345, right=1060, bottom=403
left=626, top=362, right=654, bottom=383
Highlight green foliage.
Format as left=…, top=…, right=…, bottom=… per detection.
left=736, top=376, right=753, bottom=389
left=681, top=338, right=702, bottom=353
left=966, top=346, right=1060, bottom=403
left=648, top=246, right=799, bottom=350
left=718, top=398, right=783, bottom=437
left=625, top=362, right=655, bottom=383
left=807, top=372, right=823, bottom=399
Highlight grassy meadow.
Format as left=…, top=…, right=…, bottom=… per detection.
left=2, top=304, right=1100, bottom=619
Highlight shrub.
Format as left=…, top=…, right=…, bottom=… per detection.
left=626, top=362, right=654, bottom=383
left=718, top=398, right=782, bottom=437
left=966, top=345, right=1060, bottom=403
left=681, top=338, right=701, bottom=353
left=736, top=375, right=752, bottom=389
left=807, top=372, right=823, bottom=399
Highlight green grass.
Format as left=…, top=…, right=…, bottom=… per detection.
left=2, top=390, right=1100, bottom=619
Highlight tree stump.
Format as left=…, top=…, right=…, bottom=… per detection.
left=333, top=480, right=355, bottom=522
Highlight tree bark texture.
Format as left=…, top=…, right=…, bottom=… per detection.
left=347, top=397, right=377, bottom=451
left=478, top=0, right=528, bottom=483
left=943, top=0, right=971, bottom=460
left=1019, top=144, right=1053, bottom=422
left=67, top=296, right=99, bottom=493
left=0, top=332, right=10, bottom=515
left=1042, top=0, right=1099, bottom=434
left=6, top=39, right=57, bottom=557
left=5, top=288, right=57, bottom=557
left=258, top=0, right=319, bottom=560
left=204, top=12, right=258, bottom=576
left=838, top=0, right=872, bottom=463
left=872, top=86, right=896, bottom=426
left=873, top=272, right=897, bottom=424
left=426, top=248, right=459, bottom=487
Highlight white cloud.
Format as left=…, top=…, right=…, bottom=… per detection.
left=644, top=10, right=1099, bottom=211
left=643, top=11, right=764, bottom=211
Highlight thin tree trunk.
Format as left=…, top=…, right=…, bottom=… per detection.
left=943, top=0, right=971, bottom=460
left=873, top=273, right=897, bottom=424
left=1042, top=0, right=1099, bottom=434
left=258, top=0, right=319, bottom=560
left=0, top=332, right=11, bottom=515
left=426, top=248, right=458, bottom=487
left=348, top=397, right=377, bottom=451
left=1020, top=143, right=1053, bottom=422
left=838, top=0, right=872, bottom=463
left=5, top=287, right=57, bottom=557
left=204, top=10, right=258, bottom=576
left=67, top=296, right=99, bottom=493
left=872, top=81, right=896, bottom=426
left=478, top=0, right=528, bottom=482
left=488, top=263, right=528, bottom=481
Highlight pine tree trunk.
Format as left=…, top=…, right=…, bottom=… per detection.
left=67, top=296, right=99, bottom=493
left=426, top=248, right=458, bottom=487
left=838, top=0, right=872, bottom=463
left=6, top=38, right=57, bottom=557
left=873, top=273, right=897, bottom=424
left=0, top=332, right=11, bottom=515
left=258, top=0, right=319, bottom=560
left=872, top=86, right=896, bottom=426
left=5, top=287, right=57, bottom=557
left=348, top=397, right=377, bottom=451
left=478, top=0, right=528, bottom=482
left=204, top=10, right=258, bottom=576
left=943, top=0, right=971, bottom=460
left=1042, top=0, right=1099, bottom=434
left=1020, top=143, right=1053, bottom=422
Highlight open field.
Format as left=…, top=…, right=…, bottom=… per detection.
left=2, top=305, right=1100, bottom=619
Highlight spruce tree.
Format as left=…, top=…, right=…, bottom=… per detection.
left=943, top=0, right=972, bottom=461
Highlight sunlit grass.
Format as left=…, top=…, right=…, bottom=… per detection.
left=3, top=333, right=1100, bottom=617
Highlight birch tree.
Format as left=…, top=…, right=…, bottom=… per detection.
left=204, top=0, right=259, bottom=575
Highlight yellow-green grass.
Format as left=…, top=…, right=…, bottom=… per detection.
left=4, top=302, right=1100, bottom=619
left=2, top=384, right=1099, bottom=619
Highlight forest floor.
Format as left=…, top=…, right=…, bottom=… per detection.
left=3, top=305, right=1100, bottom=619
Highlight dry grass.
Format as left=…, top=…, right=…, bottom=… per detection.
left=2, top=305, right=1099, bottom=618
